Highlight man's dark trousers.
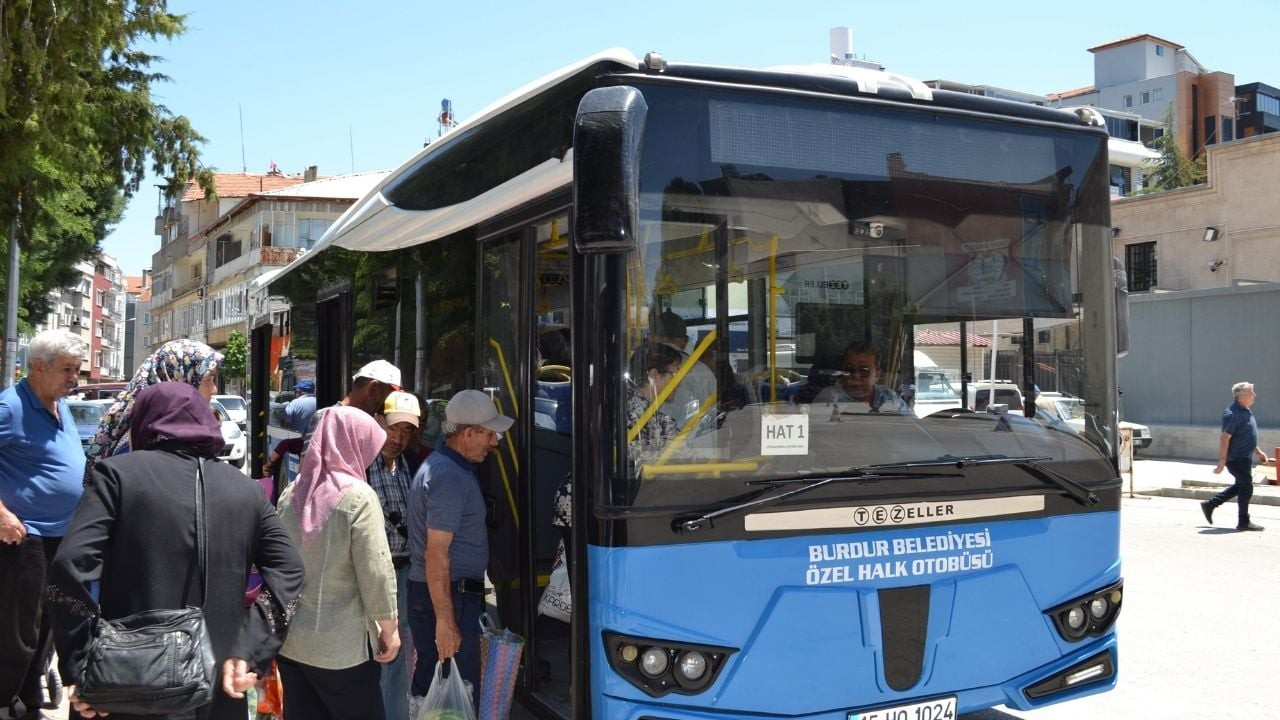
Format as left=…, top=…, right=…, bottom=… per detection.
left=1209, top=457, right=1255, bottom=527
left=0, top=536, right=59, bottom=715
left=407, top=580, right=482, bottom=709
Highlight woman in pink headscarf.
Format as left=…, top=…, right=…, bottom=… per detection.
left=275, top=406, right=400, bottom=720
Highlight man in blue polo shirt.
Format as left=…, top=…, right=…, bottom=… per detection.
left=1202, top=381, right=1270, bottom=531
left=406, top=389, right=513, bottom=710
left=1, top=330, right=87, bottom=720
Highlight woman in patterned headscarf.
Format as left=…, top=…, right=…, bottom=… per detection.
left=84, top=338, right=224, bottom=484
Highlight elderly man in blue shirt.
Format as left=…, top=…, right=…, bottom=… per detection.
left=0, top=329, right=87, bottom=720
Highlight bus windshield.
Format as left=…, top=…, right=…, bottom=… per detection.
left=621, top=83, right=1113, bottom=511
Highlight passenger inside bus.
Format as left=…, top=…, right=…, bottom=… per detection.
left=549, top=341, right=684, bottom=590
left=649, top=310, right=716, bottom=430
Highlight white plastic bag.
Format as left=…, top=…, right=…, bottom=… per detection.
left=537, top=539, right=572, bottom=623
left=416, top=658, right=476, bottom=720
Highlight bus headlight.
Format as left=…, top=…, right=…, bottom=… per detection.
left=1047, top=580, right=1123, bottom=642
left=639, top=647, right=668, bottom=678
left=604, top=632, right=736, bottom=697
left=676, top=651, right=707, bottom=681
left=1066, top=607, right=1086, bottom=631
left=1088, top=596, right=1109, bottom=619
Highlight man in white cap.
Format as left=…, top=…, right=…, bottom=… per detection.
left=367, top=391, right=420, bottom=720
left=405, top=389, right=513, bottom=709
left=299, top=359, right=402, bottom=466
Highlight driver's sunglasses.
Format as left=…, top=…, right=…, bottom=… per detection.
left=386, top=510, right=409, bottom=539
left=843, top=365, right=874, bottom=377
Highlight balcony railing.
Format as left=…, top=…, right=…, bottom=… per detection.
left=172, top=277, right=203, bottom=298
left=258, top=246, right=303, bottom=266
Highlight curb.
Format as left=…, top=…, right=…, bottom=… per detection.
left=1134, top=483, right=1280, bottom=507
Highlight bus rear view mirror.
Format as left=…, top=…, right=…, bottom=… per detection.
left=574, top=86, right=648, bottom=254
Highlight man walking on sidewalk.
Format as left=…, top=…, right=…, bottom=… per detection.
left=1201, top=381, right=1270, bottom=531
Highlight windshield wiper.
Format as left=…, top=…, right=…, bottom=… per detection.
left=674, top=468, right=940, bottom=534
left=1016, top=459, right=1100, bottom=507
left=872, top=454, right=1099, bottom=506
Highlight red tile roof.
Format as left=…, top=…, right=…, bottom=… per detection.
left=1088, top=34, right=1184, bottom=54
left=180, top=173, right=306, bottom=202
left=1047, top=84, right=1096, bottom=101
left=915, top=329, right=992, bottom=347
left=123, top=274, right=152, bottom=301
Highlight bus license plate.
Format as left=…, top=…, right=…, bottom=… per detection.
left=849, top=695, right=957, bottom=720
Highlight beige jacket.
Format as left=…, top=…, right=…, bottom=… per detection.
left=277, top=481, right=396, bottom=669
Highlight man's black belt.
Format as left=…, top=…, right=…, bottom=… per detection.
left=453, top=577, right=485, bottom=595
left=391, top=556, right=410, bottom=569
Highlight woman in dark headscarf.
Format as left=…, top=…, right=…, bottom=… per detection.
left=84, top=338, right=224, bottom=484
left=48, top=382, right=304, bottom=720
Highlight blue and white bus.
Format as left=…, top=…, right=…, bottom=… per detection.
left=250, top=49, right=1125, bottom=719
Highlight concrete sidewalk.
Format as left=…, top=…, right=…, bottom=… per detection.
left=1123, top=457, right=1280, bottom=506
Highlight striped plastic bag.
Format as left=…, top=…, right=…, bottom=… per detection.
left=477, top=613, right=524, bottom=720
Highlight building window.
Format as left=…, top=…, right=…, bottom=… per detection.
left=95, top=290, right=104, bottom=307
left=1153, top=87, right=1163, bottom=102
left=298, top=218, right=333, bottom=250
left=1141, top=91, right=1150, bottom=105
left=1125, top=242, right=1157, bottom=292
left=143, top=312, right=151, bottom=325
left=1259, top=94, right=1280, bottom=116
left=95, top=320, right=103, bottom=338
left=1124, top=95, right=1133, bottom=108
left=1155, top=44, right=1164, bottom=56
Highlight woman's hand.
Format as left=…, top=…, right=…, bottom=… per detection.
left=221, top=657, right=258, bottom=699
left=69, top=685, right=109, bottom=717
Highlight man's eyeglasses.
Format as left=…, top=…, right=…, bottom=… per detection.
left=843, top=365, right=874, bottom=377
left=386, top=511, right=409, bottom=539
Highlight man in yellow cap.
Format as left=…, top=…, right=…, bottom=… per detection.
left=367, top=390, right=419, bottom=720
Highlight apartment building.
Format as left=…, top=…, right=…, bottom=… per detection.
left=124, top=271, right=152, bottom=375
left=148, top=168, right=388, bottom=355
left=28, top=253, right=126, bottom=382
left=149, top=170, right=306, bottom=351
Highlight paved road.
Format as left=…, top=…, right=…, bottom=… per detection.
left=967, top=493, right=1280, bottom=720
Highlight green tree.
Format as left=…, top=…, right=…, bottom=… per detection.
left=221, top=330, right=248, bottom=383
left=1142, top=109, right=1206, bottom=193
left=1, top=0, right=212, bottom=333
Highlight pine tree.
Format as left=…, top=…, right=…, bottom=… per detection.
left=1141, top=108, right=1206, bottom=193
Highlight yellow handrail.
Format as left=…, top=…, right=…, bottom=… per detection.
left=652, top=390, right=719, bottom=466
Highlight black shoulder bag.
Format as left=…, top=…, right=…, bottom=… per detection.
left=77, top=458, right=218, bottom=715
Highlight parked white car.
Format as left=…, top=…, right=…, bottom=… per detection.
left=210, top=399, right=247, bottom=467
left=212, top=394, right=248, bottom=429
left=1035, top=393, right=1152, bottom=450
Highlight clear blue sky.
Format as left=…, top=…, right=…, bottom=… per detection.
left=102, top=0, right=1280, bottom=276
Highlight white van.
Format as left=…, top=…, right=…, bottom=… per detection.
left=966, top=380, right=1026, bottom=415
left=911, top=351, right=963, bottom=417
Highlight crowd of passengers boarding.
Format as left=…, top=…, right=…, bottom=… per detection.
left=0, top=331, right=518, bottom=720
left=3, top=319, right=923, bottom=720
